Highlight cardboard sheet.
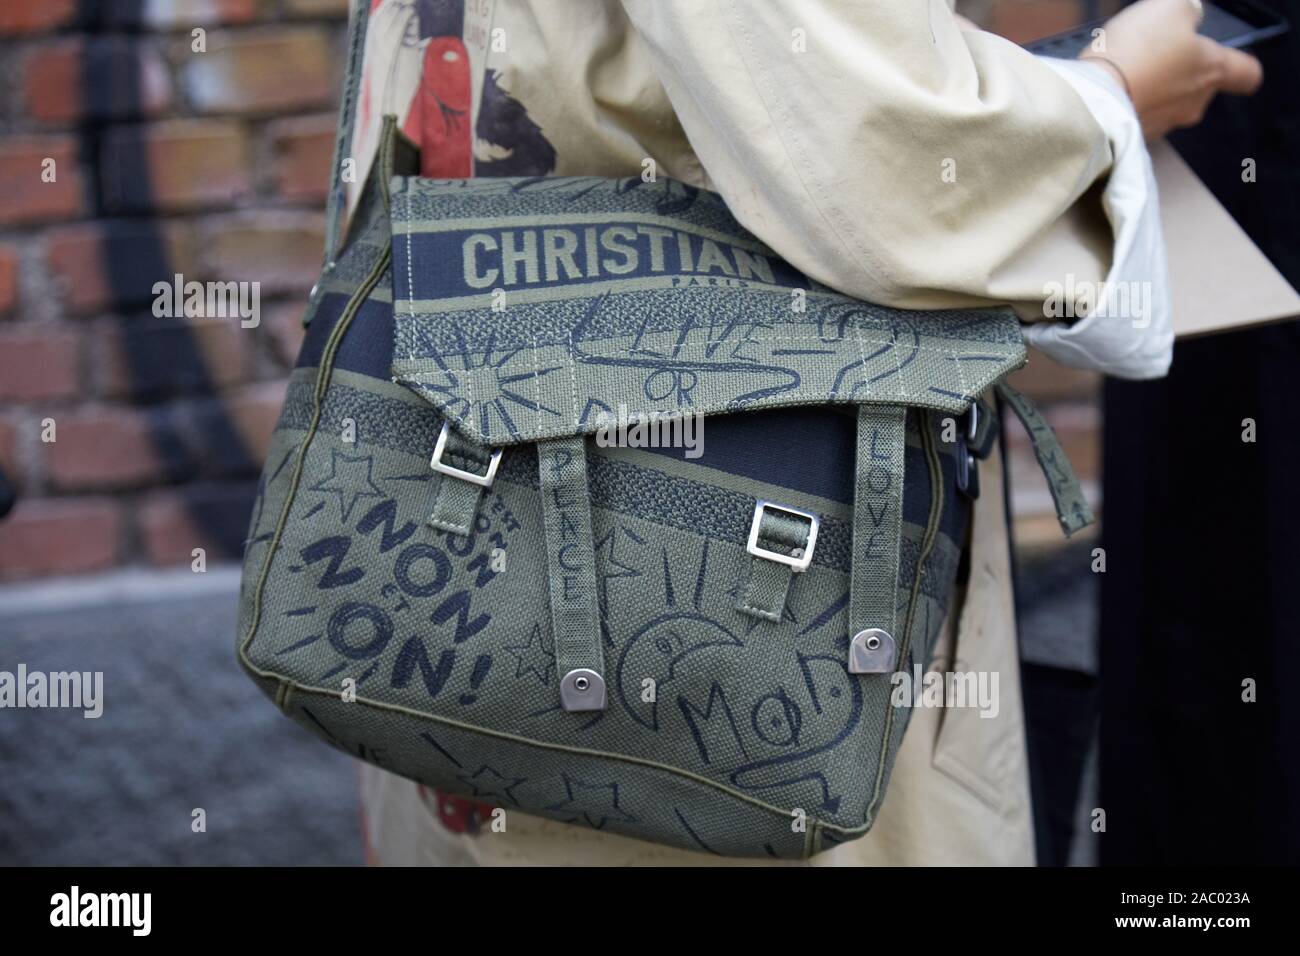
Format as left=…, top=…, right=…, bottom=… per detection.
left=1152, top=139, right=1300, bottom=337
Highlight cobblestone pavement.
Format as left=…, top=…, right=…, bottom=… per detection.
left=0, top=567, right=360, bottom=866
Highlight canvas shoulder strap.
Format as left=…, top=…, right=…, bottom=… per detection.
left=323, top=0, right=374, bottom=267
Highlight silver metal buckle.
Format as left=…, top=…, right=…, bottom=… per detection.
left=965, top=402, right=980, bottom=444
left=429, top=422, right=501, bottom=488
left=746, top=500, right=818, bottom=573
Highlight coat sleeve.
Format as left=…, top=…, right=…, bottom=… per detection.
left=617, top=1, right=1155, bottom=334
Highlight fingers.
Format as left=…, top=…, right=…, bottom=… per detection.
left=1171, top=0, right=1203, bottom=26
left=1147, top=0, right=1202, bottom=28
left=1179, top=0, right=1204, bottom=26
left=1212, top=44, right=1264, bottom=95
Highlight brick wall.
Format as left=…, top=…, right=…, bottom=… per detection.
left=0, top=0, right=1106, bottom=580
left=0, top=0, right=346, bottom=579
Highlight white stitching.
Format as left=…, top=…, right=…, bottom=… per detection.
left=889, top=321, right=911, bottom=402
left=949, top=344, right=969, bottom=415
left=737, top=603, right=782, bottom=622
left=566, top=329, right=580, bottom=428
left=404, top=187, right=417, bottom=344
left=391, top=334, right=1017, bottom=376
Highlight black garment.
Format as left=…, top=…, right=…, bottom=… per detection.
left=1100, top=6, right=1300, bottom=864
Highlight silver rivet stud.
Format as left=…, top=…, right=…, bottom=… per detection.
left=559, top=669, right=606, bottom=711
left=848, top=628, right=896, bottom=674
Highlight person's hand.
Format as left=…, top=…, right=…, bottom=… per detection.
left=1080, top=0, right=1263, bottom=139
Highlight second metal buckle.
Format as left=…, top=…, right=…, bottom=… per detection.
left=746, top=500, right=819, bottom=572
left=429, top=422, right=501, bottom=488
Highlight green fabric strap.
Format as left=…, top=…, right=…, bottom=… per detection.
left=995, top=382, right=1096, bottom=537
left=428, top=475, right=486, bottom=536
left=848, top=405, right=907, bottom=673
left=324, top=0, right=371, bottom=266
left=427, top=428, right=495, bottom=535
left=538, top=436, right=607, bottom=711
left=736, top=509, right=813, bottom=622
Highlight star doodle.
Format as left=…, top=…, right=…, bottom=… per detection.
left=544, top=772, right=638, bottom=829
left=308, top=448, right=384, bottom=523
left=503, top=623, right=555, bottom=685
left=456, top=764, right=527, bottom=806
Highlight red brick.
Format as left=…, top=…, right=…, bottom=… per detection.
left=0, top=329, right=80, bottom=403
left=263, top=301, right=307, bottom=368
left=96, top=316, right=251, bottom=398
left=1006, top=347, right=1101, bottom=403
left=45, top=407, right=176, bottom=491
left=46, top=220, right=199, bottom=314
left=181, top=383, right=286, bottom=478
left=0, top=498, right=121, bottom=580
left=1013, top=510, right=1100, bottom=556
left=1006, top=400, right=1101, bottom=492
left=23, top=43, right=81, bottom=124
left=1045, top=402, right=1101, bottom=484
left=199, top=211, right=324, bottom=294
left=101, top=120, right=252, bottom=213
left=0, top=0, right=76, bottom=35
left=0, top=246, right=17, bottom=315
left=134, top=0, right=261, bottom=29
left=987, top=0, right=1088, bottom=44
left=226, top=381, right=288, bottom=462
left=181, top=27, right=339, bottom=115
left=137, top=482, right=256, bottom=566
left=267, top=114, right=336, bottom=203
left=0, top=418, right=18, bottom=479
left=0, top=137, right=85, bottom=226
left=284, top=0, right=350, bottom=17
left=24, top=39, right=172, bottom=125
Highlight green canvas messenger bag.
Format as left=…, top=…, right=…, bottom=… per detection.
left=237, top=1, right=1093, bottom=859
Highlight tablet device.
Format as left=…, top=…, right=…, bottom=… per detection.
left=1025, top=0, right=1289, bottom=58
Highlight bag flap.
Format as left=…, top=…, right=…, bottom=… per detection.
left=389, top=175, right=1026, bottom=446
